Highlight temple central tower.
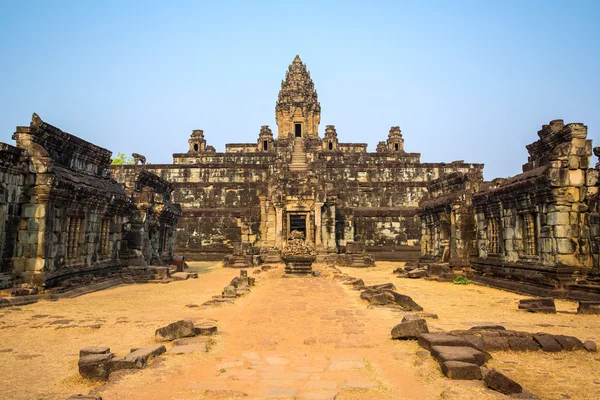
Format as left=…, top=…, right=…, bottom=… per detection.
left=275, top=55, right=321, bottom=139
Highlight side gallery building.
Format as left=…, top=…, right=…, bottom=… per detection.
left=111, top=56, right=482, bottom=261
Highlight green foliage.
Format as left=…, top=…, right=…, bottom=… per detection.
left=453, top=275, right=471, bottom=285
left=111, top=152, right=134, bottom=165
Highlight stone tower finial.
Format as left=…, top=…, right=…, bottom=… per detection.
left=386, top=126, right=404, bottom=152
left=275, top=56, right=321, bottom=139
left=188, top=129, right=207, bottom=153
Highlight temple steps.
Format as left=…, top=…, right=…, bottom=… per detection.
left=289, top=137, right=308, bottom=171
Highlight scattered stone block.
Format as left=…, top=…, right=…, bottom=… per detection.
left=125, top=345, right=166, bottom=368
left=365, top=283, right=396, bottom=291
left=418, top=333, right=471, bottom=351
left=554, top=335, right=584, bottom=351
left=518, top=297, right=556, bottom=313
left=248, top=277, right=255, bottom=286
left=583, top=340, right=597, bottom=352
left=360, top=290, right=391, bottom=306
left=469, top=325, right=506, bottom=331
left=577, top=301, right=600, bottom=314
left=508, top=336, right=540, bottom=352
left=67, top=395, right=103, bottom=400
left=408, top=269, right=427, bottom=278
left=154, top=266, right=170, bottom=279
left=391, top=319, right=429, bottom=339
left=171, top=272, right=197, bottom=280
left=532, top=334, right=562, bottom=352
left=79, top=346, right=110, bottom=358
left=484, top=369, right=523, bottom=395
left=155, top=319, right=195, bottom=342
left=108, top=355, right=138, bottom=371
left=481, top=333, right=510, bottom=351
left=194, top=322, right=218, bottom=336
left=427, top=263, right=451, bottom=276
left=392, top=267, right=404, bottom=274
left=78, top=353, right=114, bottom=380
left=430, top=345, right=489, bottom=366
left=223, top=285, right=237, bottom=298
left=440, top=361, right=482, bottom=380
left=384, top=291, right=423, bottom=311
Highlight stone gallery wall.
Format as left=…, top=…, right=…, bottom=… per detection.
left=0, top=114, right=181, bottom=290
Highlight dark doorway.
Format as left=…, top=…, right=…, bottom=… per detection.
left=295, top=123, right=302, bottom=137
left=328, top=141, right=333, bottom=150
left=289, top=214, right=306, bottom=237
left=394, top=143, right=399, bottom=151
left=263, top=140, right=268, bottom=151
left=194, top=143, right=199, bottom=151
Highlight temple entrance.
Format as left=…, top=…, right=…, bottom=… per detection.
left=289, top=214, right=306, bottom=237
left=295, top=123, right=302, bottom=138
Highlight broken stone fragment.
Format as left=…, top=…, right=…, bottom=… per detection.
left=124, top=345, right=166, bottom=368
left=577, top=301, right=600, bottom=314
left=155, top=319, right=195, bottom=342
left=222, top=285, right=237, bottom=298
left=79, top=346, right=110, bottom=358
left=532, top=334, right=562, bottom=352
left=407, top=269, right=427, bottom=278
left=194, top=323, right=218, bottom=336
left=430, top=345, right=489, bottom=366
left=67, top=395, right=103, bottom=400
left=440, top=361, right=482, bottom=380
left=583, top=340, right=597, bottom=352
left=391, top=319, right=429, bottom=340
left=553, top=335, right=584, bottom=351
left=518, top=297, right=556, bottom=313
left=384, top=290, right=423, bottom=311
left=484, top=369, right=523, bottom=395
left=78, top=353, right=114, bottom=380
left=418, top=333, right=474, bottom=351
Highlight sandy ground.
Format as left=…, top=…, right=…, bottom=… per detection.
left=0, top=261, right=598, bottom=400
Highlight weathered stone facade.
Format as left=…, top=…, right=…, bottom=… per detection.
left=418, top=119, right=600, bottom=300
left=111, top=56, right=482, bottom=263
left=0, top=114, right=180, bottom=290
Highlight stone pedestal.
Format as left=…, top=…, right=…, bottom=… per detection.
left=282, top=255, right=316, bottom=275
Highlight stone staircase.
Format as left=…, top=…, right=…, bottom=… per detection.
left=289, top=138, right=308, bottom=171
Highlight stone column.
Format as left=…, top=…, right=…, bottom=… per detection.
left=275, top=206, right=283, bottom=249
left=314, top=202, right=323, bottom=249
left=258, top=196, right=267, bottom=247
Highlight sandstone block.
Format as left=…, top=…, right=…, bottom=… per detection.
left=223, top=285, right=237, bottom=298
left=67, top=395, right=103, bottom=400
left=518, top=297, right=556, bottom=313
left=125, top=345, right=166, bottom=367
left=533, top=334, right=562, bottom=352
left=384, top=290, right=423, bottom=311
left=440, top=361, right=482, bottom=380
left=484, top=369, right=523, bottom=395
left=79, top=346, right=110, bottom=358
left=391, top=319, right=429, bottom=340
left=508, top=336, right=540, bottom=351
left=583, top=340, right=597, bottom=352
left=554, top=335, right=584, bottom=351
left=430, top=345, right=488, bottom=366
left=418, top=333, right=471, bottom=351
left=155, top=320, right=195, bottom=342
left=78, top=353, right=114, bottom=380
left=408, top=268, right=427, bottom=278
left=577, top=301, right=600, bottom=314
left=194, top=322, right=218, bottom=336
left=481, top=334, right=510, bottom=351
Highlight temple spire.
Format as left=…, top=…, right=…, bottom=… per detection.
left=275, top=55, right=321, bottom=139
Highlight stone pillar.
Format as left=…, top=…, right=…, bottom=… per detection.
left=258, top=196, right=267, bottom=247
left=314, top=202, right=323, bottom=249
left=275, top=206, right=283, bottom=249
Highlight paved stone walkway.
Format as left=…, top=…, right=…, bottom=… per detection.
left=100, top=266, right=434, bottom=399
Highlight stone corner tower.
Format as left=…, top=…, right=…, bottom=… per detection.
left=275, top=55, right=321, bottom=139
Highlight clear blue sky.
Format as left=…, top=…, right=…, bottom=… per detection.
left=1, top=0, right=598, bottom=179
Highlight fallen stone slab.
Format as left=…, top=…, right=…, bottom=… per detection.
left=584, top=340, right=597, bottom=352
left=125, top=345, right=166, bottom=368
left=554, top=335, right=584, bottom=351
left=392, top=267, right=404, bottom=274
left=222, top=285, right=237, bottom=298
left=155, top=320, right=195, bottom=342
left=427, top=263, right=452, bottom=276
left=365, top=283, right=396, bottom=291
left=79, top=346, right=111, bottom=358
left=67, top=395, right=102, bottom=400
left=468, top=325, right=506, bottom=331
left=532, top=334, right=562, bottom=352
left=194, top=322, right=218, bottom=336
left=518, top=297, right=556, bottom=313
left=418, top=333, right=472, bottom=351
left=344, top=278, right=364, bottom=288
left=508, top=336, right=540, bottom=352
left=577, top=301, right=600, bottom=315
left=202, top=299, right=234, bottom=306
left=384, top=290, right=423, bottom=311
left=408, top=269, right=427, bottom=278
left=391, top=319, right=429, bottom=340
left=360, top=290, right=392, bottom=306
left=78, top=353, right=114, bottom=380
left=166, top=343, right=208, bottom=354
left=484, top=369, right=523, bottom=395
left=440, top=361, right=482, bottom=380
left=481, top=333, right=510, bottom=351
left=430, top=345, right=489, bottom=366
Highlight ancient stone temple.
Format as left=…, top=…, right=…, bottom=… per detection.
left=418, top=119, right=600, bottom=300
left=111, top=55, right=482, bottom=263
left=0, top=114, right=181, bottom=290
